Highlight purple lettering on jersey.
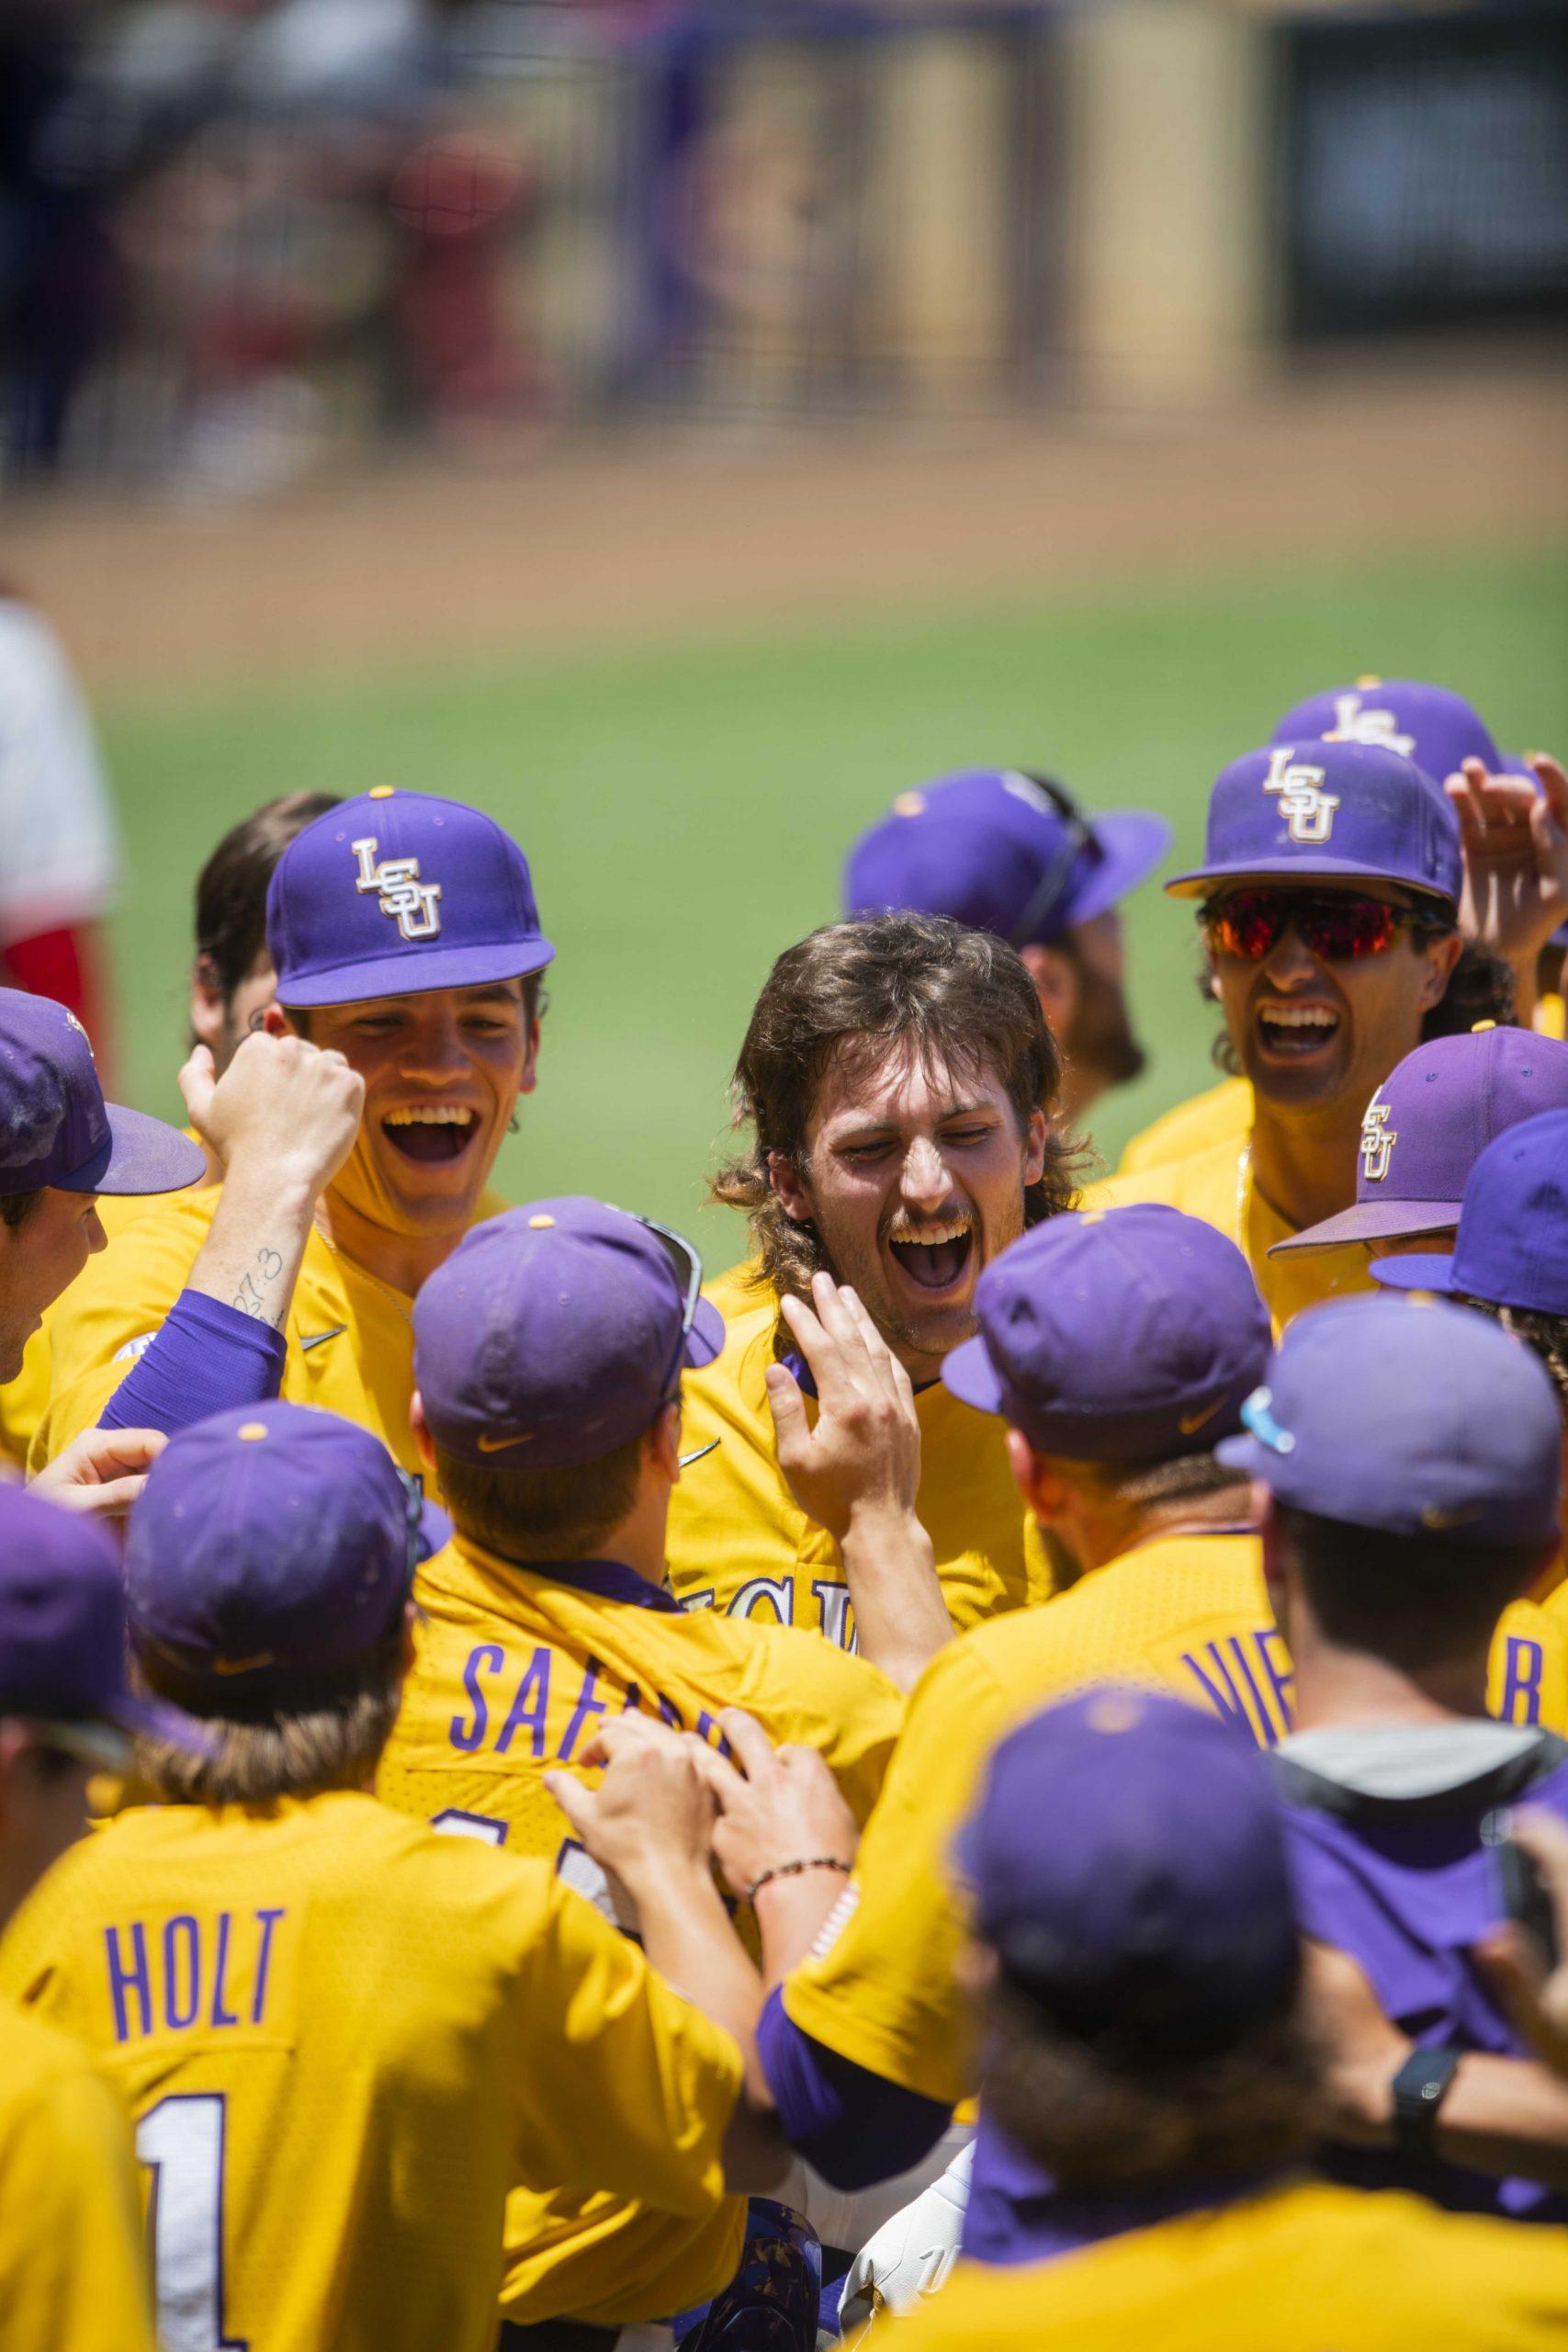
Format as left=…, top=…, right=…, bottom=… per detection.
left=811, top=1578, right=856, bottom=1653
left=164, top=1916, right=200, bottom=2030
left=1222, top=1634, right=1287, bottom=1748
left=559, top=1657, right=611, bottom=1763
left=656, top=1691, right=684, bottom=1730
left=209, top=1911, right=240, bottom=2028
left=694, top=1710, right=736, bottom=1763
left=252, top=1907, right=285, bottom=2026
left=1256, top=1626, right=1295, bottom=1736
left=451, top=1643, right=504, bottom=1752
left=1179, top=1641, right=1264, bottom=1744
left=494, top=1647, right=551, bottom=1758
left=729, top=1576, right=794, bottom=1626
left=620, top=1682, right=642, bottom=1716
left=105, top=1921, right=152, bottom=2043
left=1500, top=1639, right=1545, bottom=1727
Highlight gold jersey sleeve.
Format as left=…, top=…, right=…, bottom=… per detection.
left=881, top=2180, right=1568, bottom=2351
left=0, top=1996, right=157, bottom=2352
left=667, top=1289, right=1053, bottom=1645
left=0, top=1792, right=741, bottom=2352
left=784, top=1534, right=1287, bottom=2103
left=1114, top=1077, right=1253, bottom=1174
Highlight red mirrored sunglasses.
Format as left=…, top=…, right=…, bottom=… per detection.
left=1200, top=888, right=1448, bottom=964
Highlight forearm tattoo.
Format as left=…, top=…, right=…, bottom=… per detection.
left=232, top=1246, right=287, bottom=1327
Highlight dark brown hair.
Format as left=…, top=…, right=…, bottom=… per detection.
left=0, top=1190, right=41, bottom=1233
left=979, top=1973, right=1322, bottom=2195
left=195, top=792, right=343, bottom=1003
left=433, top=1428, right=647, bottom=1563
left=1276, top=1501, right=1541, bottom=1668
left=1460, top=1295, right=1568, bottom=1414
left=711, top=913, right=1075, bottom=1303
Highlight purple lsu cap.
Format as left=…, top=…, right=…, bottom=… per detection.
left=0, top=989, right=205, bottom=1198
left=1218, top=1293, right=1562, bottom=1547
left=1165, top=740, right=1461, bottom=908
left=414, top=1196, right=726, bottom=1470
left=954, top=1688, right=1299, bottom=2057
left=1373, top=1107, right=1568, bottom=1317
left=267, top=786, right=553, bottom=1009
left=942, top=1204, right=1270, bottom=1461
left=843, top=770, right=1171, bottom=949
left=124, top=1403, right=416, bottom=1706
left=1269, top=676, right=1531, bottom=791
left=0, top=1484, right=208, bottom=1761
left=1275, top=1028, right=1568, bottom=1256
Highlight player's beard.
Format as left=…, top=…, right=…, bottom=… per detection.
left=1065, top=966, right=1145, bottom=1093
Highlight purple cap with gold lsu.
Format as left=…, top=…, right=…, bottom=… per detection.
left=942, top=1204, right=1270, bottom=1461
left=124, top=1403, right=417, bottom=1706
left=953, top=1688, right=1299, bottom=2057
left=1269, top=676, right=1531, bottom=789
left=0, top=988, right=206, bottom=1197
left=267, top=786, right=553, bottom=1008
left=844, top=770, right=1171, bottom=948
left=0, top=1484, right=209, bottom=1761
left=1275, top=1028, right=1568, bottom=1256
left=1372, top=1108, right=1568, bottom=1317
left=414, top=1196, right=726, bottom=1470
left=1165, top=740, right=1461, bottom=908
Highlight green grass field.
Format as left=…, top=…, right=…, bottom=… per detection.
left=102, top=545, right=1568, bottom=1269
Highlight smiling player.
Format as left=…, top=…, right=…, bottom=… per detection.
left=1093, top=740, right=1472, bottom=1329
left=32, top=787, right=551, bottom=1492
left=668, top=912, right=1074, bottom=1645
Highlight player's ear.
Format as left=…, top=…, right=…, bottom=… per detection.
left=768, top=1149, right=811, bottom=1223
left=261, top=1002, right=294, bottom=1039
left=409, top=1390, right=437, bottom=1473
left=649, top=1402, right=682, bottom=1483
left=1006, top=1428, right=1062, bottom=1518
left=1418, top=926, right=1464, bottom=1010
left=1258, top=1492, right=1291, bottom=1627
left=1019, top=941, right=1076, bottom=1040
left=190, top=953, right=225, bottom=1054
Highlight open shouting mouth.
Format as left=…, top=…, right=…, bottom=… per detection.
left=887, top=1216, right=976, bottom=1294
left=1254, top=1000, right=1341, bottom=1061
left=381, top=1102, right=479, bottom=1164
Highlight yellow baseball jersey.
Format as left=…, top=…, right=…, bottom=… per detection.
left=0, top=1148, right=218, bottom=1467
left=1536, top=991, right=1566, bottom=1041
left=784, top=1532, right=1566, bottom=2106
left=0, top=1791, right=741, bottom=2352
left=880, top=2180, right=1568, bottom=2351
left=1114, top=1076, right=1253, bottom=1174
left=667, top=1286, right=1054, bottom=1645
left=29, top=1182, right=507, bottom=1484
left=1089, top=1134, right=1374, bottom=1333
left=0, top=1995, right=156, bottom=2352
left=377, top=1531, right=902, bottom=2324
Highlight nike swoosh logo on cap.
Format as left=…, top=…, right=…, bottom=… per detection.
left=299, top=1326, right=349, bottom=1353
left=475, top=1430, right=535, bottom=1453
left=1178, top=1396, right=1225, bottom=1436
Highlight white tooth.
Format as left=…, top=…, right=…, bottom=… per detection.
left=385, top=1104, right=476, bottom=1125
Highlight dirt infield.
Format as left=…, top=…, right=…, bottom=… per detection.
left=8, top=357, right=1566, bottom=696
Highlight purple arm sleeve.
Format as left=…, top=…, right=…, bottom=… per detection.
left=99, top=1290, right=287, bottom=1435
left=757, top=1984, right=952, bottom=2190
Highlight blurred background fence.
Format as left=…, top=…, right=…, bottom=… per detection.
left=6, top=0, right=1565, bottom=492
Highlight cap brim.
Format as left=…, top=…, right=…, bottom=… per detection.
left=941, top=1335, right=1005, bottom=1416
left=683, top=1297, right=726, bottom=1370
left=55, top=1106, right=209, bottom=1197
left=1269, top=1200, right=1462, bottom=1256
left=108, top=1690, right=217, bottom=1757
left=278, top=936, right=555, bottom=1009
left=1369, top=1252, right=1460, bottom=1294
left=1060, top=811, right=1175, bottom=930
left=1165, top=858, right=1456, bottom=904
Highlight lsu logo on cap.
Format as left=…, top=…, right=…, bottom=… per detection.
left=352, top=837, right=442, bottom=942
left=1263, top=747, right=1339, bottom=845
left=1325, top=692, right=1415, bottom=759
left=1360, top=1097, right=1397, bottom=1183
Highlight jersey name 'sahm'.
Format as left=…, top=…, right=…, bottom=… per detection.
left=352, top=836, right=443, bottom=940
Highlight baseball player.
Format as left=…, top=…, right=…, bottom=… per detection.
left=0, top=1403, right=789, bottom=2352
left=1117, top=675, right=1556, bottom=1177
left=0, top=1487, right=210, bottom=2352
left=375, top=1193, right=913, bottom=2333
left=669, top=911, right=1069, bottom=1648
left=31, top=786, right=550, bottom=1493
left=1091, top=738, right=1472, bottom=1328
left=0, top=788, right=340, bottom=1468
left=841, top=768, right=1170, bottom=1134
left=881, top=1692, right=1568, bottom=2350
left=1226, top=1295, right=1568, bottom=2221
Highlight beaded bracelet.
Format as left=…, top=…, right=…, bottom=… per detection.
left=746, top=1856, right=852, bottom=1904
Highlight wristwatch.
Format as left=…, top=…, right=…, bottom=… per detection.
left=1391, top=2046, right=1461, bottom=2157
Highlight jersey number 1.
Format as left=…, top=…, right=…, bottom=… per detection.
left=137, top=2095, right=246, bottom=2352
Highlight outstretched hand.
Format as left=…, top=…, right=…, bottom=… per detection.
left=705, top=1707, right=858, bottom=1904
left=1447, top=752, right=1568, bottom=976
left=767, top=1272, right=921, bottom=1542
left=30, top=1425, right=168, bottom=1523
left=545, top=1713, right=721, bottom=1895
